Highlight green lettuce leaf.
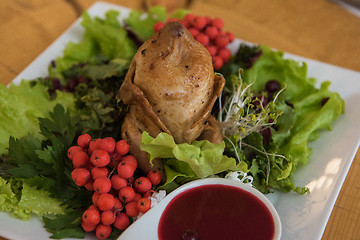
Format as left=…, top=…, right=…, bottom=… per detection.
left=222, top=45, right=344, bottom=193
left=243, top=46, right=345, bottom=167
left=279, top=82, right=345, bottom=167
left=0, top=177, right=18, bottom=213
left=0, top=177, right=65, bottom=220
left=126, top=6, right=190, bottom=42
left=172, top=140, right=239, bottom=178
left=51, top=10, right=137, bottom=75
left=0, top=80, right=75, bottom=155
left=126, top=6, right=167, bottom=41
left=242, top=46, right=317, bottom=102
left=140, top=132, right=246, bottom=190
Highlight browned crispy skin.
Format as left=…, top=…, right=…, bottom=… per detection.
left=119, top=22, right=225, bottom=177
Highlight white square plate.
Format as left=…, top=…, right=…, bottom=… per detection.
left=2, top=1, right=360, bottom=239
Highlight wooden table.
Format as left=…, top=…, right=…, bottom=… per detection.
left=1, top=0, right=360, bottom=239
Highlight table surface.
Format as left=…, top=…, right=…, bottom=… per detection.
left=1, top=0, right=360, bottom=239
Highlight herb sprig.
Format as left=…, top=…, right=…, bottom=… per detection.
left=4, top=104, right=92, bottom=238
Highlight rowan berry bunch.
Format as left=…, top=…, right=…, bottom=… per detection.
left=68, top=134, right=162, bottom=239
left=153, top=13, right=235, bottom=70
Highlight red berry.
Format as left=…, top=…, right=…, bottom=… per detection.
left=143, top=190, right=155, bottom=199
left=188, top=27, right=200, bottom=38
left=134, top=177, right=152, bottom=194
left=71, top=168, right=90, bottom=186
left=184, top=13, right=195, bottom=24
left=96, top=224, right=112, bottom=240
left=90, top=149, right=110, bottom=167
left=82, top=208, right=100, bottom=226
left=93, top=177, right=112, bottom=194
left=137, top=198, right=151, bottom=213
left=91, top=167, right=109, bottom=180
left=115, top=140, right=130, bottom=156
left=121, top=155, right=138, bottom=169
left=206, top=45, right=218, bottom=57
left=134, top=193, right=142, bottom=202
left=119, top=186, right=135, bottom=203
left=113, top=212, right=129, bottom=230
left=67, top=146, right=83, bottom=160
left=192, top=16, right=207, bottom=30
left=211, top=17, right=224, bottom=29
left=89, top=204, right=98, bottom=210
left=226, top=31, right=235, bottom=42
left=92, top=192, right=100, bottom=205
left=205, top=26, right=219, bottom=39
left=218, top=48, right=231, bottom=63
left=154, top=21, right=165, bottom=32
left=97, top=193, right=115, bottom=211
left=101, top=210, right=116, bottom=225
left=72, top=151, right=89, bottom=168
left=125, top=201, right=139, bottom=217
left=81, top=222, right=96, bottom=232
left=99, top=137, right=116, bottom=153
left=147, top=170, right=162, bottom=186
left=84, top=179, right=94, bottom=191
left=215, top=33, right=229, bottom=48
left=180, top=19, right=190, bottom=28
left=111, top=174, right=128, bottom=190
left=204, top=16, right=212, bottom=25
left=88, top=138, right=102, bottom=155
left=77, top=134, right=92, bottom=149
left=213, top=56, right=224, bottom=70
left=195, top=33, right=210, bottom=46
left=117, top=161, right=136, bottom=179
left=114, top=198, right=123, bottom=210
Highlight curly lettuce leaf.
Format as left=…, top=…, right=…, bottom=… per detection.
left=126, top=6, right=167, bottom=41
left=0, top=177, right=18, bottom=213
left=242, top=45, right=317, bottom=102
left=0, top=177, right=65, bottom=220
left=172, top=140, right=239, bottom=178
left=0, top=80, right=75, bottom=155
left=51, top=10, right=137, bottom=75
left=126, top=6, right=190, bottom=41
left=140, top=132, right=246, bottom=190
left=243, top=46, right=345, bottom=166
left=243, top=46, right=345, bottom=167
left=223, top=45, right=345, bottom=193
left=279, top=82, right=345, bottom=167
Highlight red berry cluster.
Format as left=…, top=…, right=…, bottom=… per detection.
left=68, top=134, right=162, bottom=240
left=153, top=13, right=235, bottom=70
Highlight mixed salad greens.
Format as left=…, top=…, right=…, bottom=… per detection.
left=0, top=6, right=344, bottom=239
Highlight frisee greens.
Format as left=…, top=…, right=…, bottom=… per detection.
left=140, top=132, right=247, bottom=192
left=0, top=80, right=76, bottom=155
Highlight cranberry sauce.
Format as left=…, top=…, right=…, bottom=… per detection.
left=158, top=184, right=275, bottom=240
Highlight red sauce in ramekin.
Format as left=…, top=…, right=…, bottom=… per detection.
left=158, top=184, right=275, bottom=240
